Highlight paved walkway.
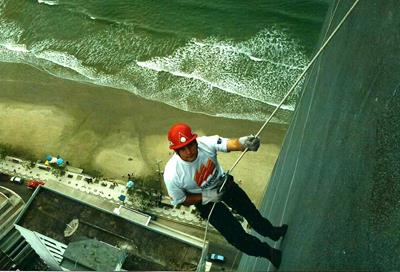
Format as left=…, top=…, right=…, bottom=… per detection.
left=0, top=156, right=206, bottom=228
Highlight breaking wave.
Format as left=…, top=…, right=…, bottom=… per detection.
left=37, top=0, right=59, bottom=6
left=0, top=0, right=312, bottom=123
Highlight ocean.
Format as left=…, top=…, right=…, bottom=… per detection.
left=0, top=0, right=328, bottom=123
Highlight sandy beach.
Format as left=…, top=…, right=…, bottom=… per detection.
left=0, top=62, right=287, bottom=205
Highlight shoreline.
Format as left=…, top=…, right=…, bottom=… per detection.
left=0, top=62, right=288, bottom=205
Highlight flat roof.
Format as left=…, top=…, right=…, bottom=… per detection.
left=15, top=187, right=202, bottom=271
left=61, top=239, right=126, bottom=271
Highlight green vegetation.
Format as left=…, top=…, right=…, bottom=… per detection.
left=132, top=173, right=161, bottom=190
left=0, top=143, right=37, bottom=162
left=21, top=160, right=35, bottom=170
left=129, top=189, right=160, bottom=211
left=83, top=169, right=103, bottom=179
left=126, top=174, right=162, bottom=211
left=0, top=143, right=9, bottom=159
left=51, top=163, right=66, bottom=177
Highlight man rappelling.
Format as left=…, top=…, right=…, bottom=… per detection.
left=163, top=123, right=288, bottom=268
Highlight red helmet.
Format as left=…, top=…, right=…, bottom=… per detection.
left=168, top=123, right=198, bottom=150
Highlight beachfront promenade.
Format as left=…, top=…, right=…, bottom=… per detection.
left=1, top=157, right=243, bottom=271
left=0, top=156, right=205, bottom=228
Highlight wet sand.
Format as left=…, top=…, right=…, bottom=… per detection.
left=0, top=62, right=287, bottom=205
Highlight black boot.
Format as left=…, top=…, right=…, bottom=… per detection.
left=268, top=247, right=282, bottom=268
left=259, top=244, right=282, bottom=269
left=269, top=224, right=288, bottom=241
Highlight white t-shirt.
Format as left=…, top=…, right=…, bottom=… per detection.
left=163, top=135, right=229, bottom=205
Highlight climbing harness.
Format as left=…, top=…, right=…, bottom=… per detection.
left=198, top=0, right=361, bottom=269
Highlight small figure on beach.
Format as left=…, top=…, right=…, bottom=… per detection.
left=126, top=180, right=135, bottom=190
left=118, top=194, right=126, bottom=205
left=163, top=123, right=288, bottom=269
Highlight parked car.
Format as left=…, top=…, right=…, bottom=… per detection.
left=10, top=176, right=24, bottom=184
left=208, top=253, right=225, bottom=263
left=27, top=180, right=45, bottom=189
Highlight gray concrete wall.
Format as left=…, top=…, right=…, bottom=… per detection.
left=239, top=0, right=400, bottom=270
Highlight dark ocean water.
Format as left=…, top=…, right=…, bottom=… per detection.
left=0, top=0, right=328, bottom=122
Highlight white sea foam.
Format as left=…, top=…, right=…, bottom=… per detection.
left=1, top=42, right=29, bottom=53
left=212, top=35, right=304, bottom=69
left=0, top=19, right=30, bottom=63
left=37, top=0, right=59, bottom=6
left=34, top=50, right=98, bottom=80
left=0, top=19, right=302, bottom=122
left=249, top=56, right=263, bottom=62
left=193, top=41, right=206, bottom=47
left=0, top=20, right=24, bottom=42
left=135, top=27, right=306, bottom=113
left=136, top=60, right=295, bottom=111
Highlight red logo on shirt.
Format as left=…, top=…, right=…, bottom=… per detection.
left=194, top=159, right=216, bottom=186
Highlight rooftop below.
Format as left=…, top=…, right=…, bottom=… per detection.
left=16, top=187, right=202, bottom=271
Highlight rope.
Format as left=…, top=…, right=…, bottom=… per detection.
left=199, top=0, right=361, bottom=269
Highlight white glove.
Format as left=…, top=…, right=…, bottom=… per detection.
left=239, top=135, right=260, bottom=151
left=202, top=188, right=224, bottom=204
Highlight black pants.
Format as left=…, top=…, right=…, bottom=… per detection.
left=195, top=175, right=277, bottom=258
